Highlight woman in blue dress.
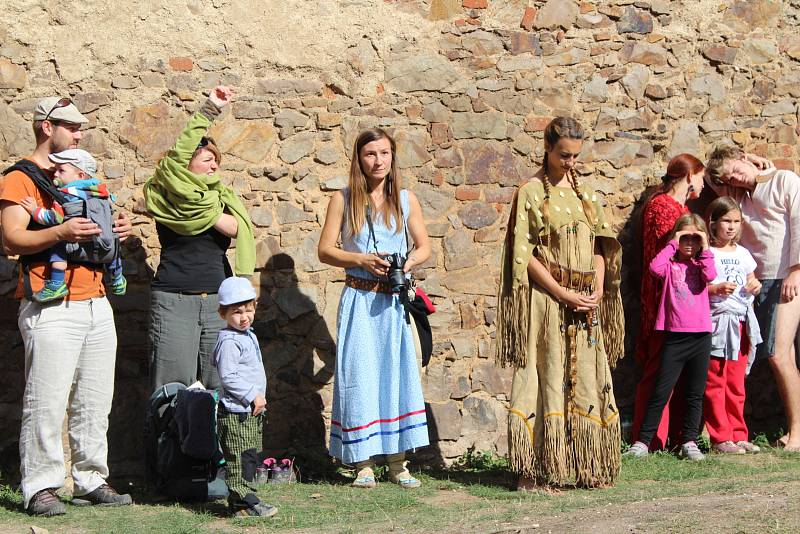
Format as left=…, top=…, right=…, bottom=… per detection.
left=318, top=128, right=432, bottom=489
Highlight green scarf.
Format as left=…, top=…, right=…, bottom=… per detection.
left=144, top=110, right=256, bottom=275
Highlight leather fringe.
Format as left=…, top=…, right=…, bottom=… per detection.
left=567, top=411, right=621, bottom=487
left=508, top=411, right=536, bottom=478
left=496, top=283, right=530, bottom=368
left=600, top=292, right=625, bottom=369
left=536, top=416, right=568, bottom=485
left=509, top=411, right=620, bottom=487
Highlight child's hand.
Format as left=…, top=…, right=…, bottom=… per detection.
left=710, top=282, right=737, bottom=297
left=696, top=231, right=709, bottom=249
left=209, top=85, right=235, bottom=108
left=744, top=274, right=762, bottom=296
left=251, top=394, right=266, bottom=416
left=20, top=197, right=39, bottom=216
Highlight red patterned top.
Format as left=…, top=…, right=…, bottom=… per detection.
left=635, top=193, right=689, bottom=363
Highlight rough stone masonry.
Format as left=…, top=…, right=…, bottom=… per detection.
left=1, top=0, right=799, bottom=477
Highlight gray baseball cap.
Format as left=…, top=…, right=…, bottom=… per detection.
left=218, top=277, right=257, bottom=305
left=33, top=96, right=88, bottom=124
left=48, top=149, right=97, bottom=179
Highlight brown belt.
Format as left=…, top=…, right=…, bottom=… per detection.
left=345, top=274, right=392, bottom=294
left=548, top=264, right=595, bottom=292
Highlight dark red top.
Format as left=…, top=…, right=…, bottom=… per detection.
left=635, top=193, right=689, bottom=363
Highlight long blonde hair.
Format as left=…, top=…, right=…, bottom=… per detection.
left=345, top=128, right=402, bottom=237
left=540, top=117, right=596, bottom=223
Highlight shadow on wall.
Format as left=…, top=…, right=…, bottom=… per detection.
left=106, top=235, right=155, bottom=480
left=612, top=185, right=654, bottom=432
left=0, top=256, right=24, bottom=485
left=256, top=252, right=337, bottom=479
left=613, top=186, right=795, bottom=441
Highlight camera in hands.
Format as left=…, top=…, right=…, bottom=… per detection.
left=385, top=253, right=407, bottom=293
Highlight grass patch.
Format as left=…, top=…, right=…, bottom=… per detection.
left=0, top=450, right=798, bottom=533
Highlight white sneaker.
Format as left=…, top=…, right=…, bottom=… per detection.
left=679, top=441, right=705, bottom=461
left=623, top=441, right=649, bottom=458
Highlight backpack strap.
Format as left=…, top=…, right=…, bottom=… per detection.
left=3, top=159, right=71, bottom=205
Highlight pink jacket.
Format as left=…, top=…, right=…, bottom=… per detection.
left=649, top=240, right=716, bottom=333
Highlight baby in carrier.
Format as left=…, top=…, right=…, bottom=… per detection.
left=20, top=149, right=126, bottom=302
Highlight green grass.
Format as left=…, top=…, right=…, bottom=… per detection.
left=1, top=450, right=799, bottom=533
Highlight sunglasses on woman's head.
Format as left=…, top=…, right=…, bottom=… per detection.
left=197, top=137, right=210, bottom=149
left=43, top=97, right=72, bottom=123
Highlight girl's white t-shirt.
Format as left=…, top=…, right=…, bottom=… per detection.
left=709, top=244, right=757, bottom=308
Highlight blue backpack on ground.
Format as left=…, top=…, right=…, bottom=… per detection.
left=144, top=382, right=228, bottom=502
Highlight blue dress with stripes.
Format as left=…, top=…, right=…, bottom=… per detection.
left=329, top=189, right=429, bottom=463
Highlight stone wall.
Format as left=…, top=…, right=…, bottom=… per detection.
left=1, top=0, right=799, bottom=478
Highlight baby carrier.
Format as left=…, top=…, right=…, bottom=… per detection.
left=144, top=382, right=228, bottom=502
left=3, top=159, right=120, bottom=265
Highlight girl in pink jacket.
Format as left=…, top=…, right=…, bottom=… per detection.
left=625, top=214, right=717, bottom=461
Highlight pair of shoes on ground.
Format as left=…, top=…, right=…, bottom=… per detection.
left=28, top=484, right=132, bottom=516
left=258, top=458, right=295, bottom=484
left=352, top=464, right=422, bottom=490
left=623, top=441, right=706, bottom=461
left=713, top=440, right=761, bottom=454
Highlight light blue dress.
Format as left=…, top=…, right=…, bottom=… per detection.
left=329, top=189, right=429, bottom=463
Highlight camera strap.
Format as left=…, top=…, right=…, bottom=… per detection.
left=365, top=204, right=381, bottom=255
left=364, top=202, right=412, bottom=259
left=365, top=201, right=413, bottom=322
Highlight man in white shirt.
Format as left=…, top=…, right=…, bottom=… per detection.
left=706, top=145, right=800, bottom=451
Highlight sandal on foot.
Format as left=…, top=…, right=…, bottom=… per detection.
left=352, top=466, right=376, bottom=489
left=388, top=462, right=421, bottom=489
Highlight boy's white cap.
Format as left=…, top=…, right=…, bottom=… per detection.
left=48, top=149, right=97, bottom=179
left=218, top=277, right=256, bottom=305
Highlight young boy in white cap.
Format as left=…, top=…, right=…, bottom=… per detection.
left=212, top=276, right=276, bottom=518
left=19, top=148, right=126, bottom=302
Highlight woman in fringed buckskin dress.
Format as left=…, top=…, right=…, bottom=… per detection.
left=495, top=117, right=625, bottom=490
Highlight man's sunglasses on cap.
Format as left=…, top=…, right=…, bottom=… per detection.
left=43, top=97, right=72, bottom=123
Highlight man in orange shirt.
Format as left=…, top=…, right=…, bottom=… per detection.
left=1, top=97, right=133, bottom=516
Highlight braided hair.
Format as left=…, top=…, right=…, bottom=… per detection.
left=541, top=117, right=595, bottom=224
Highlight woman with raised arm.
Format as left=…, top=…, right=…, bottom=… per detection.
left=318, top=128, right=431, bottom=489
left=144, top=86, right=255, bottom=392
left=496, top=117, right=625, bottom=489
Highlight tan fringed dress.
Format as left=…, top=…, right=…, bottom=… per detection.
left=496, top=180, right=625, bottom=487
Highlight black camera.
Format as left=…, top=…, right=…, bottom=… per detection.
left=385, top=253, right=407, bottom=293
